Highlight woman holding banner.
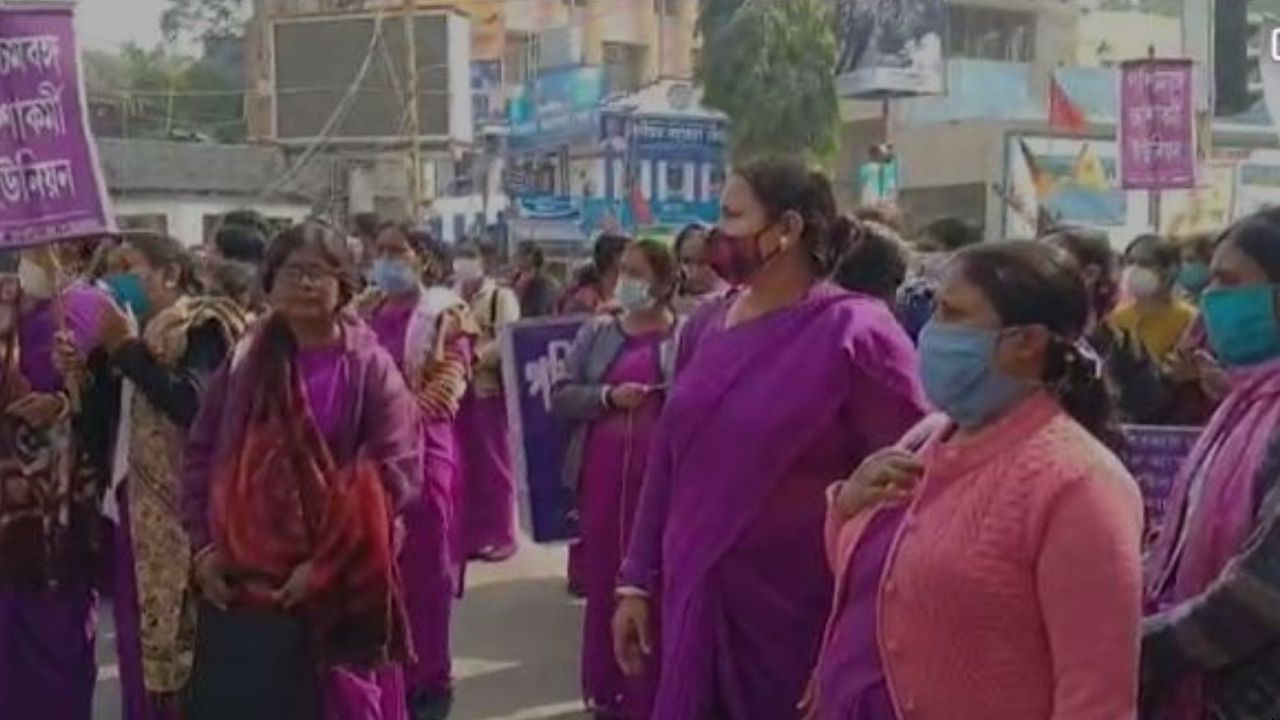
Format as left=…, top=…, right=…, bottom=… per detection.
left=0, top=248, right=116, bottom=720
left=611, top=156, right=927, bottom=719
left=1142, top=208, right=1280, bottom=720
left=552, top=239, right=680, bottom=719
left=181, top=222, right=420, bottom=720
left=362, top=224, right=475, bottom=720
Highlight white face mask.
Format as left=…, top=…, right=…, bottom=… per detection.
left=1125, top=267, right=1162, bottom=300
left=615, top=276, right=654, bottom=311
left=18, top=256, right=53, bottom=299
left=453, top=258, right=484, bottom=284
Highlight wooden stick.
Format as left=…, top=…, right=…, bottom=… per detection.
left=40, top=244, right=80, bottom=412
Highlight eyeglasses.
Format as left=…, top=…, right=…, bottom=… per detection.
left=277, top=264, right=337, bottom=286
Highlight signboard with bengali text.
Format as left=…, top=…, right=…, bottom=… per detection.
left=1119, top=424, right=1201, bottom=548
left=500, top=316, right=587, bottom=543
left=0, top=5, right=111, bottom=247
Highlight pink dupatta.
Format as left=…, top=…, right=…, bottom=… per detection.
left=1145, top=357, right=1280, bottom=718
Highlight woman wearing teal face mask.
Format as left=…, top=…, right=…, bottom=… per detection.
left=551, top=239, right=680, bottom=719
left=1142, top=208, right=1280, bottom=720
left=812, top=241, right=1142, bottom=720
left=1177, top=232, right=1216, bottom=302
left=74, top=232, right=249, bottom=720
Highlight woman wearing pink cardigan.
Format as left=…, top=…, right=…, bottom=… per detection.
left=807, top=241, right=1144, bottom=720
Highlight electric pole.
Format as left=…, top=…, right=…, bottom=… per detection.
left=403, top=0, right=424, bottom=222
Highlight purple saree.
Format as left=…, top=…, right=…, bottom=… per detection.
left=619, top=284, right=927, bottom=719
left=0, top=284, right=110, bottom=720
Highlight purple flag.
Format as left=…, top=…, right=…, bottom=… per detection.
left=1119, top=424, right=1201, bottom=549
left=1119, top=58, right=1196, bottom=190
left=0, top=5, right=111, bottom=248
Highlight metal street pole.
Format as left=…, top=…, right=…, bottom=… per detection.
left=403, top=0, right=424, bottom=222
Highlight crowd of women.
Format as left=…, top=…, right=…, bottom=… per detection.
left=2, top=152, right=1280, bottom=720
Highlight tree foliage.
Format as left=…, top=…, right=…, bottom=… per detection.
left=161, top=0, right=248, bottom=43
left=696, top=0, right=839, bottom=162
left=84, top=44, right=246, bottom=143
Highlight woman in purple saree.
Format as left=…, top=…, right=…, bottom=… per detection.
left=613, top=157, right=929, bottom=719
left=0, top=251, right=115, bottom=720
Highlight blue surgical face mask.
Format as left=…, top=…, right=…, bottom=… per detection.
left=615, top=276, right=653, bottom=311
left=371, top=258, right=419, bottom=295
left=918, top=320, right=1029, bottom=428
left=105, top=272, right=151, bottom=320
left=1201, top=283, right=1280, bottom=367
left=1178, top=262, right=1211, bottom=295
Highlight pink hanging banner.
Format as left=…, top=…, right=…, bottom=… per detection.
left=1118, top=58, right=1197, bottom=190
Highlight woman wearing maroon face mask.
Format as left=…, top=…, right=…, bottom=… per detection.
left=611, top=156, right=928, bottom=720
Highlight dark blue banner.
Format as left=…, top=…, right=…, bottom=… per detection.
left=500, top=316, right=588, bottom=543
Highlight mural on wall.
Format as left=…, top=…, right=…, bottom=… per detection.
left=1160, top=160, right=1237, bottom=238
left=1004, top=135, right=1143, bottom=242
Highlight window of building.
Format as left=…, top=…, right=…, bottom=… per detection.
left=504, top=32, right=540, bottom=85
left=665, top=162, right=686, bottom=199
left=603, top=42, right=646, bottom=94
left=117, top=214, right=169, bottom=236
left=947, top=6, right=1035, bottom=62
left=654, top=0, right=679, bottom=17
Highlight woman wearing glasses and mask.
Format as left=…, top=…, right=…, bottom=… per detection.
left=181, top=222, right=420, bottom=720
left=611, top=156, right=927, bottom=719
left=552, top=240, right=681, bottom=719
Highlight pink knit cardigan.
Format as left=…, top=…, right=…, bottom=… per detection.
left=812, top=394, right=1143, bottom=720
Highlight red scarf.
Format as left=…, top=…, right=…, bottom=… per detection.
left=208, top=345, right=409, bottom=664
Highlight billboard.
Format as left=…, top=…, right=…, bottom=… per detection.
left=835, top=0, right=946, bottom=98
left=508, top=65, right=606, bottom=151
left=272, top=12, right=456, bottom=142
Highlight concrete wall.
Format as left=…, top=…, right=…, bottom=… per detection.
left=111, top=195, right=313, bottom=247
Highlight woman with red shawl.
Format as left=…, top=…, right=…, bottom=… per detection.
left=181, top=221, right=422, bottom=720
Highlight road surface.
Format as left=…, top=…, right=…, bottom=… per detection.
left=93, top=541, right=591, bottom=720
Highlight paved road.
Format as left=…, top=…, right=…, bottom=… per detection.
left=93, top=542, right=591, bottom=720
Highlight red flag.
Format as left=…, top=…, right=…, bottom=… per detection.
left=1049, top=74, right=1087, bottom=134
left=629, top=185, right=653, bottom=226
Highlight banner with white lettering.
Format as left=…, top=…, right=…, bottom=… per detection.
left=1119, top=59, right=1197, bottom=190
left=500, top=316, right=586, bottom=543
left=0, top=5, right=112, bottom=247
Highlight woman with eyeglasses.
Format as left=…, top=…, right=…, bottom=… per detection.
left=552, top=240, right=681, bottom=719
left=181, top=221, right=420, bottom=720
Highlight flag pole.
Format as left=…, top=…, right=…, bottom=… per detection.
left=1146, top=45, right=1163, bottom=234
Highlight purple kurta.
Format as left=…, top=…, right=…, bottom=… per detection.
left=618, top=285, right=928, bottom=719
left=369, top=299, right=458, bottom=698
left=579, top=334, right=663, bottom=718
left=457, top=391, right=517, bottom=557
left=0, top=286, right=110, bottom=720
left=813, top=507, right=906, bottom=720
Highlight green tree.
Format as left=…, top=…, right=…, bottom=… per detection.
left=161, top=0, right=248, bottom=43
left=696, top=0, right=839, bottom=161
left=83, top=44, right=246, bottom=142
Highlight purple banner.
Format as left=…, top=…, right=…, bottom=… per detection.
left=1119, top=424, right=1200, bottom=548
left=499, top=315, right=587, bottom=544
left=1119, top=59, right=1196, bottom=190
left=0, top=6, right=110, bottom=248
